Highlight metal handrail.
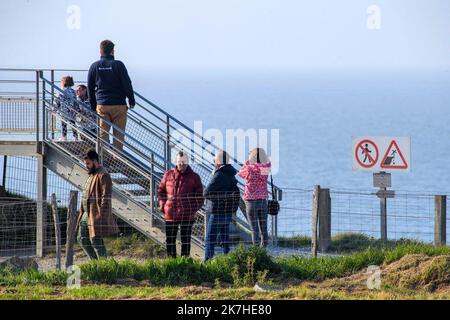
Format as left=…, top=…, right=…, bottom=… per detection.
left=40, top=76, right=169, bottom=167
left=0, top=68, right=281, bottom=191
left=132, top=92, right=283, bottom=195
left=0, top=68, right=87, bottom=72
left=42, top=98, right=166, bottom=176
left=1, top=68, right=278, bottom=241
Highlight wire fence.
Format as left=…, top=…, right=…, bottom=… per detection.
left=0, top=98, right=36, bottom=133
left=330, top=189, right=436, bottom=242
left=0, top=199, right=39, bottom=256
left=0, top=155, right=448, bottom=265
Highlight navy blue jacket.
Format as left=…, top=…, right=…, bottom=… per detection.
left=204, top=164, right=241, bottom=215
left=87, top=55, right=135, bottom=108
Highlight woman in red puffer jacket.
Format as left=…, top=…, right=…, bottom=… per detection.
left=157, top=151, right=204, bottom=258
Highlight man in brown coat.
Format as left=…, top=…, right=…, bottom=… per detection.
left=77, top=150, right=119, bottom=260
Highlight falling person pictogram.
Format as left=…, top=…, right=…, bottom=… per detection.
left=383, top=150, right=397, bottom=166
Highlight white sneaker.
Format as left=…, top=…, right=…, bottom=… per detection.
left=58, top=136, right=67, bottom=141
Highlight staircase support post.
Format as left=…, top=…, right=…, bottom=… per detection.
left=42, top=75, right=47, bottom=140
left=35, top=70, right=47, bottom=257
left=165, top=115, right=171, bottom=170
left=2, top=155, right=7, bottom=187
left=36, top=154, right=47, bottom=258
left=51, top=70, right=55, bottom=139
left=35, top=70, right=40, bottom=152
left=149, top=154, right=154, bottom=227
left=96, top=117, right=103, bottom=164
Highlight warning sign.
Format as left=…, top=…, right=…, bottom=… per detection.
left=355, top=139, right=379, bottom=168
left=352, top=136, right=411, bottom=172
left=380, top=140, right=408, bottom=169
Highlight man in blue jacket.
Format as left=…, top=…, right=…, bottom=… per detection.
left=87, top=40, right=135, bottom=151
left=203, top=150, right=241, bottom=261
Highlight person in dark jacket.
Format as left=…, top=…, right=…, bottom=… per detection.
left=203, top=150, right=240, bottom=261
left=157, top=151, right=204, bottom=258
left=87, top=40, right=135, bottom=151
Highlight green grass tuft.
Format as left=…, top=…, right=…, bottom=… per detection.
left=105, top=233, right=166, bottom=259
left=0, top=268, right=67, bottom=286
left=277, top=232, right=426, bottom=253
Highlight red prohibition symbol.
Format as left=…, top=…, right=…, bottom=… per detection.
left=355, top=139, right=379, bottom=168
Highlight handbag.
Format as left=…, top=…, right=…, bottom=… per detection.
left=268, top=175, right=280, bottom=216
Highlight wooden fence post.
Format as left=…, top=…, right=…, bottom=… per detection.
left=311, top=185, right=320, bottom=257
left=50, top=193, right=61, bottom=270
left=65, top=190, right=79, bottom=269
left=435, top=195, right=447, bottom=246
left=318, top=188, right=331, bottom=252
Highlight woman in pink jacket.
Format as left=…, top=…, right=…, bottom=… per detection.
left=238, top=148, right=271, bottom=247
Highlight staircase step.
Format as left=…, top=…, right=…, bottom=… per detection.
left=53, top=140, right=95, bottom=156
left=127, top=189, right=150, bottom=197
left=113, top=177, right=150, bottom=185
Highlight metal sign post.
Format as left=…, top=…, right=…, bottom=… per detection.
left=374, top=172, right=394, bottom=241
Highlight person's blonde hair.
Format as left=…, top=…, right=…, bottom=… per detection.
left=248, top=147, right=269, bottom=164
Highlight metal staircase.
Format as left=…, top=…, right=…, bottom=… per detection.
left=0, top=68, right=282, bottom=259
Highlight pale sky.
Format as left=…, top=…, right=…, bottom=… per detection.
left=0, top=0, right=449, bottom=71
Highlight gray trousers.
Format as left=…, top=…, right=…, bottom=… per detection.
left=245, top=200, right=268, bottom=247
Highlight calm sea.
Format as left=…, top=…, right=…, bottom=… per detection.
left=132, top=68, right=450, bottom=193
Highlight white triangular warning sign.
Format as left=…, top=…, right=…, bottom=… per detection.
left=380, top=140, right=408, bottom=169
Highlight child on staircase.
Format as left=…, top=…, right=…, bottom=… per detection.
left=55, top=76, right=79, bottom=141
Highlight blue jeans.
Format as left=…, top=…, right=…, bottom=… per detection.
left=245, top=200, right=268, bottom=247
left=204, top=213, right=232, bottom=261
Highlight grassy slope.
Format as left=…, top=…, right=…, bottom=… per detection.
left=1, top=283, right=449, bottom=300
left=1, top=243, right=449, bottom=300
